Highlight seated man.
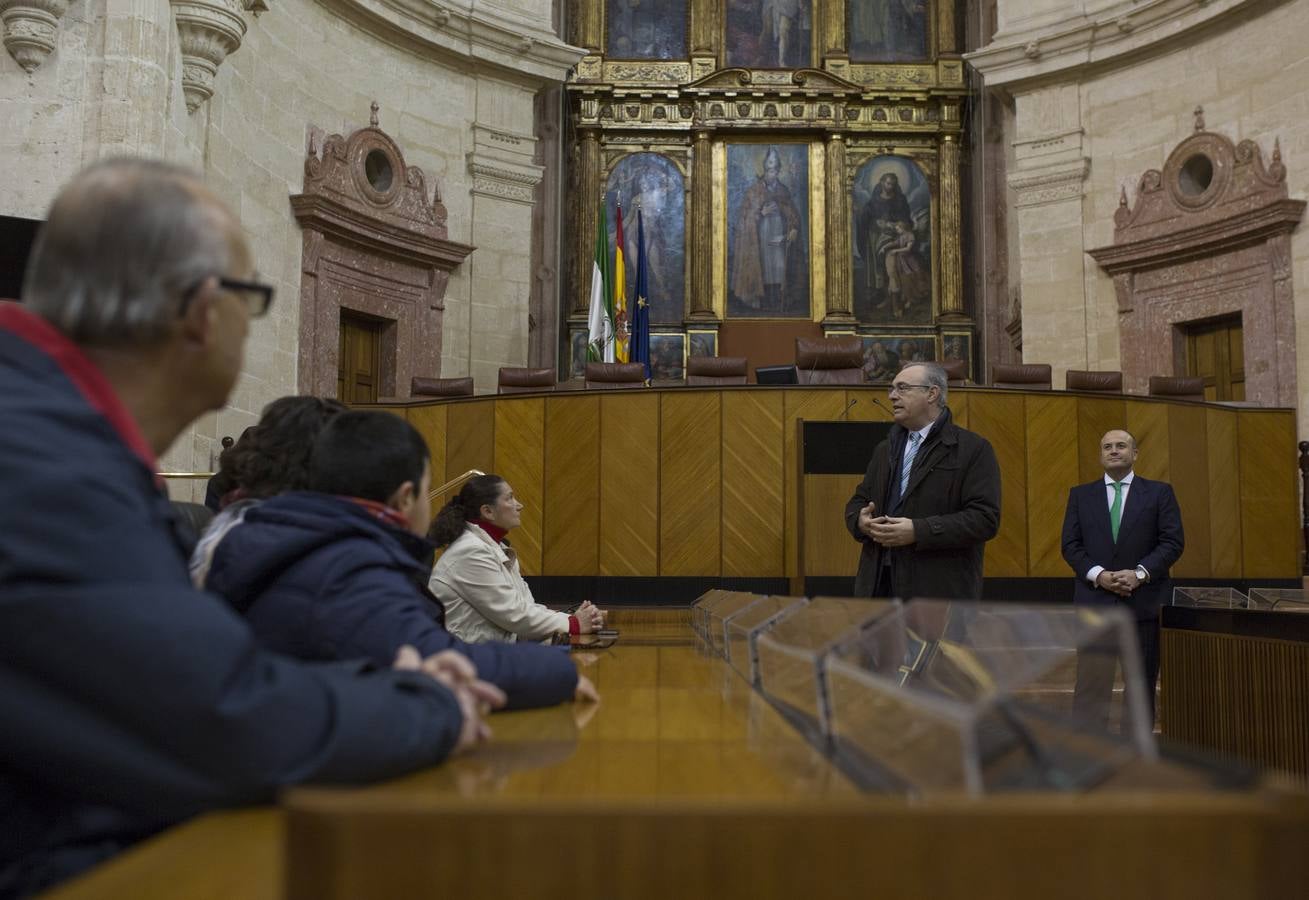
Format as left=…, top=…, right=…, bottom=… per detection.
left=0, top=159, right=495, bottom=899
left=203, top=410, right=596, bottom=710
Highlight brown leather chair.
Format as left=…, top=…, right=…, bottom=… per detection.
left=686, top=356, right=747, bottom=386
left=1065, top=369, right=1123, bottom=393
left=1148, top=375, right=1205, bottom=402
left=990, top=362, right=1052, bottom=390
left=498, top=367, right=556, bottom=395
left=584, top=362, right=646, bottom=390
left=411, top=376, right=474, bottom=398
left=795, top=337, right=864, bottom=385
left=940, top=358, right=968, bottom=387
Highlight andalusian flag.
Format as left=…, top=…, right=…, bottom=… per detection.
left=587, top=201, right=614, bottom=362
left=613, top=199, right=629, bottom=362
left=631, top=206, right=651, bottom=382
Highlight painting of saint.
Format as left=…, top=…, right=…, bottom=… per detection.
left=606, top=153, right=686, bottom=325
left=724, top=0, right=812, bottom=69
left=849, top=0, right=929, bottom=63
left=606, top=0, right=687, bottom=59
left=727, top=144, right=809, bottom=318
left=649, top=333, right=686, bottom=382
left=689, top=332, right=716, bottom=358
left=861, top=335, right=935, bottom=383
left=852, top=155, right=932, bottom=325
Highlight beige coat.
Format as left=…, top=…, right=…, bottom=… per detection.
left=429, top=524, right=569, bottom=644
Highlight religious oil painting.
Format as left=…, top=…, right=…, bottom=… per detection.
left=849, top=0, right=929, bottom=63
left=942, top=331, right=971, bottom=382
left=649, top=333, right=686, bottom=382
left=852, top=154, right=932, bottom=325
left=570, top=330, right=589, bottom=379
left=861, top=335, right=935, bottom=383
left=688, top=331, right=717, bottom=358
left=724, top=0, right=813, bottom=69
left=606, top=0, right=687, bottom=60
left=606, top=153, right=686, bottom=325
left=726, top=143, right=810, bottom=319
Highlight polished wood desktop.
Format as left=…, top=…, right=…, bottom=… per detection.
left=42, top=610, right=1309, bottom=900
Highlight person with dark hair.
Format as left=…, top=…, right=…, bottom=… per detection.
left=0, top=159, right=492, bottom=898
left=430, top=475, right=608, bottom=644
left=191, top=395, right=345, bottom=587
left=204, top=411, right=595, bottom=710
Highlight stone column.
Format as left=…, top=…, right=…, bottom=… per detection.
left=823, top=132, right=854, bottom=324
left=938, top=133, right=965, bottom=319
left=573, top=127, right=601, bottom=316
left=688, top=129, right=715, bottom=319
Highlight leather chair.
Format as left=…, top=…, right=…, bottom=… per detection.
left=584, top=362, right=646, bottom=390
left=170, top=500, right=214, bottom=546
left=1065, top=369, right=1123, bottom=393
left=940, top=358, right=968, bottom=387
left=498, top=367, right=556, bottom=395
left=411, top=376, right=474, bottom=398
left=991, top=362, right=1052, bottom=390
left=686, top=356, right=747, bottom=386
left=795, top=337, right=864, bottom=385
left=1148, top=375, right=1205, bottom=402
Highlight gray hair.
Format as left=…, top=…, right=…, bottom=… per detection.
left=918, top=361, right=949, bottom=409
left=23, top=157, right=235, bottom=346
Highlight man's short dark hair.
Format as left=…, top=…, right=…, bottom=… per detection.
left=309, top=411, right=429, bottom=502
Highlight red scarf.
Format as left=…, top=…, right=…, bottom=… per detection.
left=470, top=518, right=508, bottom=545
left=345, top=497, right=410, bottom=531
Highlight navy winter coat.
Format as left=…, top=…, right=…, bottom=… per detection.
left=204, top=492, right=579, bottom=710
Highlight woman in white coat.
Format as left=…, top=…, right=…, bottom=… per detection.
left=429, top=474, right=607, bottom=643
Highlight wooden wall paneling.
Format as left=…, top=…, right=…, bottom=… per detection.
left=600, top=393, right=660, bottom=577
left=1167, top=404, right=1211, bottom=579
left=947, top=390, right=969, bottom=429
left=493, top=398, right=545, bottom=575
left=405, top=404, right=448, bottom=520
left=1025, top=394, right=1079, bottom=578
left=803, top=475, right=864, bottom=576
left=783, top=391, right=849, bottom=577
left=844, top=387, right=894, bottom=422
left=967, top=391, right=1027, bottom=578
left=445, top=400, right=495, bottom=482
left=659, top=391, right=722, bottom=576
left=544, top=395, right=600, bottom=576
left=1077, top=396, right=1128, bottom=483
left=1238, top=411, right=1300, bottom=578
left=1124, top=400, right=1170, bottom=482
left=1205, top=407, right=1242, bottom=578
left=722, top=391, right=785, bottom=577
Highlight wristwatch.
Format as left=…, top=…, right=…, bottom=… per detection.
left=1134, top=565, right=1148, bottom=583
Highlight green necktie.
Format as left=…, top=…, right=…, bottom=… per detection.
left=1110, top=481, right=1123, bottom=542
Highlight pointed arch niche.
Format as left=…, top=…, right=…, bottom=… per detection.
left=1089, top=117, right=1304, bottom=405
left=291, top=105, right=475, bottom=400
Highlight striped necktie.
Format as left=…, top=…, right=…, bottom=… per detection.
left=1110, top=481, right=1123, bottom=542
left=901, top=432, right=922, bottom=497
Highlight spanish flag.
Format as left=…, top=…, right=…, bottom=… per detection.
left=613, top=199, right=630, bottom=362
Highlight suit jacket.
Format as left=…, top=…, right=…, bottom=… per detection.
left=1060, top=475, right=1184, bottom=620
left=844, top=407, right=1001, bottom=600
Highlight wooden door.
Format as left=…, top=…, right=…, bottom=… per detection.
left=1185, top=315, right=1245, bottom=402
left=338, top=311, right=382, bottom=403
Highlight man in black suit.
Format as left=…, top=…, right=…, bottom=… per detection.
left=1061, top=429, right=1184, bottom=725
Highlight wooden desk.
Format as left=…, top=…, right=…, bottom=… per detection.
left=43, top=610, right=1309, bottom=899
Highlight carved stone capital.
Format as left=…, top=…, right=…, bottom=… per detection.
left=1007, top=158, right=1090, bottom=208
left=466, top=124, right=544, bottom=206
left=0, top=0, right=68, bottom=73
left=170, top=0, right=247, bottom=113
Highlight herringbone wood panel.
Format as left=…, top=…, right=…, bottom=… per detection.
left=782, top=390, right=848, bottom=577
left=660, top=392, right=722, bottom=576
left=844, top=388, right=894, bottom=422
left=1077, top=397, right=1127, bottom=483
left=446, top=401, right=494, bottom=483
left=1168, top=404, right=1210, bottom=578
left=803, top=475, right=863, bottom=577
left=1206, top=408, right=1242, bottom=577
left=543, top=396, right=599, bottom=576
left=494, top=398, right=545, bottom=575
left=1124, top=400, right=1169, bottom=481
left=968, top=391, right=1026, bottom=578
left=1238, top=411, right=1299, bottom=577
left=722, top=391, right=784, bottom=577
left=405, top=404, right=447, bottom=519
left=1025, top=395, right=1079, bottom=578
left=601, top=394, right=659, bottom=576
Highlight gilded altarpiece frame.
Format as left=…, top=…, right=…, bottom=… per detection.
left=564, top=0, right=968, bottom=379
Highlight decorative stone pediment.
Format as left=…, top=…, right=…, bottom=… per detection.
left=0, top=0, right=68, bottom=73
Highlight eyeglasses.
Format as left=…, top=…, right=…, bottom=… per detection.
left=181, top=276, right=275, bottom=318
left=888, top=382, right=932, bottom=395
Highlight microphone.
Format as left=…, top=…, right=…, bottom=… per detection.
left=869, top=395, right=895, bottom=418
left=841, top=398, right=857, bottom=420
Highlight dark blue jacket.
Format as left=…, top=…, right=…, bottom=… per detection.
left=0, top=309, right=466, bottom=900
left=203, top=492, right=579, bottom=710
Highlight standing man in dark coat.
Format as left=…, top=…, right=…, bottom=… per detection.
left=845, top=362, right=1001, bottom=600
left=1061, top=429, right=1184, bottom=724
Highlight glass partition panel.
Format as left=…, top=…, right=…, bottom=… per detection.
left=1248, top=588, right=1309, bottom=613
left=703, top=592, right=770, bottom=657
left=1172, top=586, right=1249, bottom=609
left=726, top=596, right=807, bottom=684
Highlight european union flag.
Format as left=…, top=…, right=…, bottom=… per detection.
left=630, top=206, right=652, bottom=383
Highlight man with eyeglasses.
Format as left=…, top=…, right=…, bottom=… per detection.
left=844, top=362, right=1001, bottom=600
left=0, top=159, right=494, bottom=898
